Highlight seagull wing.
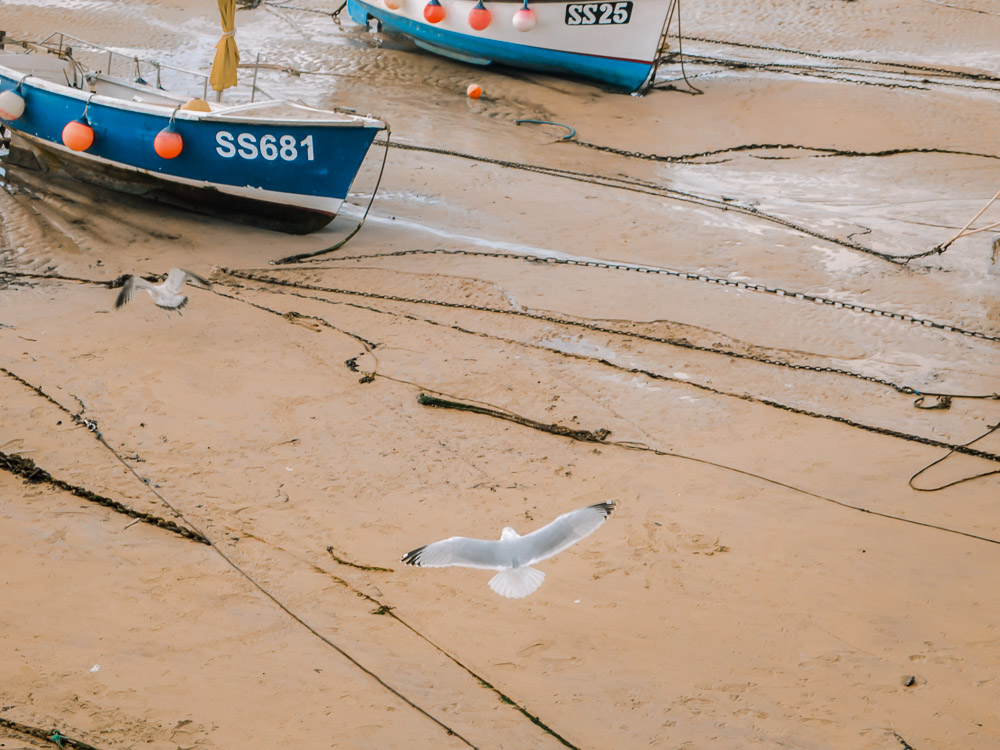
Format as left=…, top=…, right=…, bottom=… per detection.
left=180, top=268, right=212, bottom=290
left=114, top=276, right=153, bottom=309
left=162, top=268, right=190, bottom=294
left=401, top=536, right=510, bottom=570
left=514, top=501, right=614, bottom=566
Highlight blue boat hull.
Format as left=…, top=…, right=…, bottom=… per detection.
left=0, top=62, right=383, bottom=233
left=348, top=0, right=657, bottom=91
left=6, top=134, right=341, bottom=234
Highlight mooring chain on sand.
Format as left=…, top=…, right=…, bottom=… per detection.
left=672, top=54, right=1000, bottom=93
left=380, top=141, right=954, bottom=265
left=218, top=269, right=1000, bottom=463
left=0, top=451, right=211, bottom=545
left=682, top=35, right=1000, bottom=84
left=0, top=718, right=102, bottom=750
left=675, top=36, right=1000, bottom=93
left=569, top=141, right=1000, bottom=166
left=281, top=247, right=1000, bottom=343
left=220, top=268, right=1000, bottom=402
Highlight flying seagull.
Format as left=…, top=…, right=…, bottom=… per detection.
left=114, top=268, right=211, bottom=312
left=401, top=501, right=615, bottom=599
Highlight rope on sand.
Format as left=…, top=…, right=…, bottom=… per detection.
left=0, top=718, right=103, bottom=750
left=415, top=392, right=1000, bottom=545
left=0, top=451, right=211, bottom=544
left=0, top=366, right=480, bottom=750
left=418, top=393, right=610, bottom=442
left=933, top=186, right=1000, bottom=253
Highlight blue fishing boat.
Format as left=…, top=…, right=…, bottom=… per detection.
left=347, top=0, right=674, bottom=92
left=0, top=32, right=385, bottom=234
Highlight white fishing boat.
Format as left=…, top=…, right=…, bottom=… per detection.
left=347, top=0, right=675, bottom=91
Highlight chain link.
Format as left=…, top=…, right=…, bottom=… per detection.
left=222, top=266, right=999, bottom=398
left=383, top=141, right=961, bottom=264
left=222, top=268, right=1000, bottom=463
left=284, top=248, right=1000, bottom=343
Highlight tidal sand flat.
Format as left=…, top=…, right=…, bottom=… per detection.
left=1, top=0, right=999, bottom=748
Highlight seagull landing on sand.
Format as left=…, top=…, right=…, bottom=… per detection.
left=401, top=501, right=614, bottom=599
left=115, top=268, right=211, bottom=312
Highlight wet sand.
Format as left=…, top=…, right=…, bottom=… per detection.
left=2, top=1, right=999, bottom=748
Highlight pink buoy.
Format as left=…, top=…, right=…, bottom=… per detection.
left=424, top=0, right=446, bottom=23
left=154, top=127, right=183, bottom=159
left=468, top=0, right=491, bottom=30
left=62, top=119, right=94, bottom=151
left=512, top=1, right=536, bottom=31
left=0, top=89, right=26, bottom=120
left=384, top=0, right=403, bottom=10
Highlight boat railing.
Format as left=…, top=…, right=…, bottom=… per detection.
left=12, top=31, right=269, bottom=104
left=33, top=32, right=213, bottom=100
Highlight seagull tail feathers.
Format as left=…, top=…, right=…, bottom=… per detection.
left=489, top=567, right=545, bottom=599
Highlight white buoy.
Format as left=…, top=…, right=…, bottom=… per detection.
left=0, top=90, right=26, bottom=120
left=512, top=6, right=536, bottom=31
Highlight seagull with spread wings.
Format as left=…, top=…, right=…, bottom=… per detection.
left=114, top=268, right=211, bottom=312
left=401, top=501, right=615, bottom=599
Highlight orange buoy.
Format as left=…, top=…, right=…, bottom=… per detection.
left=512, top=0, right=536, bottom=31
left=0, top=90, right=26, bottom=120
left=154, top=127, right=183, bottom=159
left=468, top=0, right=491, bottom=29
left=384, top=0, right=403, bottom=9
left=62, top=119, right=95, bottom=152
left=467, top=83, right=482, bottom=99
left=424, top=0, right=445, bottom=23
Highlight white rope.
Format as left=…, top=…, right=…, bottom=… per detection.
left=938, top=186, right=1000, bottom=249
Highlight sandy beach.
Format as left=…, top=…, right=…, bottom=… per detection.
left=2, top=0, right=999, bottom=748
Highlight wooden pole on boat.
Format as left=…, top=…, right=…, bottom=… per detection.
left=251, top=52, right=261, bottom=103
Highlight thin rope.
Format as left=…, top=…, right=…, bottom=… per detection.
left=0, top=366, right=479, bottom=749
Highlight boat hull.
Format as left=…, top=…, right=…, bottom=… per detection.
left=348, top=0, right=667, bottom=91
left=6, top=134, right=339, bottom=234
left=0, top=55, right=383, bottom=234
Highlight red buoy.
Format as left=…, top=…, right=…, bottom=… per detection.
left=154, top=127, right=183, bottom=159
left=62, top=119, right=95, bottom=152
left=424, top=0, right=445, bottom=23
left=468, top=0, right=491, bottom=30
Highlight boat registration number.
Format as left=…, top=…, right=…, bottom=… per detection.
left=215, top=131, right=316, bottom=161
left=565, top=1, right=632, bottom=25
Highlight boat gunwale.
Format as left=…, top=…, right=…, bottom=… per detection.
left=0, top=60, right=384, bottom=130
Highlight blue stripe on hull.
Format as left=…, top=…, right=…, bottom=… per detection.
left=0, top=74, right=379, bottom=203
left=348, top=0, right=654, bottom=91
